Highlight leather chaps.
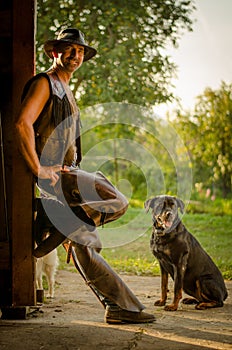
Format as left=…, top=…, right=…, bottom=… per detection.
left=34, top=168, right=144, bottom=312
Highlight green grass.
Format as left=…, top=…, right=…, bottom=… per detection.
left=57, top=208, right=232, bottom=280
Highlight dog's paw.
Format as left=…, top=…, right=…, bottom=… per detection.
left=46, top=295, right=55, bottom=299
left=164, top=304, right=178, bottom=311
left=182, top=297, right=198, bottom=305
left=195, top=303, right=208, bottom=310
left=195, top=301, right=222, bottom=310
left=154, top=299, right=166, bottom=306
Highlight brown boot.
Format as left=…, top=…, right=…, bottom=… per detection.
left=104, top=306, right=156, bottom=324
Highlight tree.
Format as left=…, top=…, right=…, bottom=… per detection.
left=174, top=81, right=232, bottom=198
left=36, top=0, right=195, bottom=108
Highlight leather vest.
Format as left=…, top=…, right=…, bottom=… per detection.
left=22, top=72, right=82, bottom=167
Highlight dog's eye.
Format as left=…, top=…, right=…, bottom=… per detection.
left=167, top=200, right=174, bottom=208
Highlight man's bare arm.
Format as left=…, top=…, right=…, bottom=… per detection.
left=15, top=76, right=61, bottom=185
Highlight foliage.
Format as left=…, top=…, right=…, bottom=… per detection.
left=78, top=102, right=192, bottom=202
left=36, top=0, right=195, bottom=108
left=127, top=196, right=232, bottom=216
left=173, top=81, right=232, bottom=198
left=186, top=198, right=232, bottom=216
left=57, top=208, right=232, bottom=280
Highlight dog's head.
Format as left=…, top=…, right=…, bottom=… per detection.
left=144, top=195, right=184, bottom=235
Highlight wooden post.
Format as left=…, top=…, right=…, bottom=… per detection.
left=0, top=1, right=12, bottom=307
left=11, top=0, right=36, bottom=308
left=0, top=0, right=36, bottom=314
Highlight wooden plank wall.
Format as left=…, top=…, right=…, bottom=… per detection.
left=0, top=0, right=36, bottom=307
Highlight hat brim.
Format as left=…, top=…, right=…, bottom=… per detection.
left=43, top=39, right=97, bottom=62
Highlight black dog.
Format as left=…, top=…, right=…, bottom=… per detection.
left=145, top=195, right=228, bottom=311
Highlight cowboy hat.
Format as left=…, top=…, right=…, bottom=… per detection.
left=43, top=28, right=97, bottom=62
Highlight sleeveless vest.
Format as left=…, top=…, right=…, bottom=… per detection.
left=22, top=72, right=82, bottom=167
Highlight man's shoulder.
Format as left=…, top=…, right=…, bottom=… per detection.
left=21, top=73, right=50, bottom=101
left=30, top=72, right=50, bottom=83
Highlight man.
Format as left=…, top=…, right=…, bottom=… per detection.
left=15, top=28, right=155, bottom=324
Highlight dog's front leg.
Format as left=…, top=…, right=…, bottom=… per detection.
left=164, top=256, right=187, bottom=311
left=154, top=264, right=168, bottom=306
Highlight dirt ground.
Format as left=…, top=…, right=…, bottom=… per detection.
left=0, top=269, right=231, bottom=350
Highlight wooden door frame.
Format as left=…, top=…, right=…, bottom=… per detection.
left=0, top=0, right=36, bottom=312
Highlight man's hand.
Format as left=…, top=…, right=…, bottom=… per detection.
left=38, top=165, right=62, bottom=186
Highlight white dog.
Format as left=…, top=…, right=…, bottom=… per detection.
left=36, top=232, right=59, bottom=298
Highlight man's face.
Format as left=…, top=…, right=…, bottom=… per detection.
left=54, top=43, right=85, bottom=72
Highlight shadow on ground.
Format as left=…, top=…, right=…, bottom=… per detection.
left=0, top=270, right=231, bottom=350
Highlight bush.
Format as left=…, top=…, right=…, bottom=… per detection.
left=186, top=198, right=232, bottom=216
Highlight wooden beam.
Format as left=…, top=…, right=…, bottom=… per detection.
left=10, top=0, right=36, bottom=307
left=0, top=2, right=12, bottom=307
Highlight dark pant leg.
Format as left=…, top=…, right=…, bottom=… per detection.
left=72, top=243, right=145, bottom=312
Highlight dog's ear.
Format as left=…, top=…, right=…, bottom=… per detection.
left=144, top=197, right=159, bottom=212
left=175, top=197, right=185, bottom=213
